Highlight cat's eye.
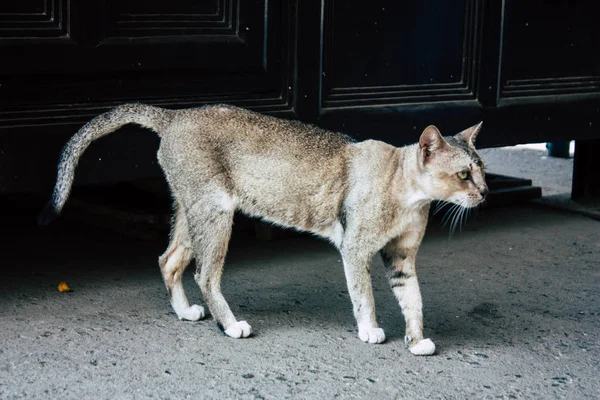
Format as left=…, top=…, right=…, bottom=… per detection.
left=457, top=171, right=469, bottom=180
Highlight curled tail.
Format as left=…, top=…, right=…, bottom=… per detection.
left=38, top=103, right=173, bottom=226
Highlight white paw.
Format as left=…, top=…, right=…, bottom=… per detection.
left=178, top=305, right=205, bottom=321
left=358, top=327, right=386, bottom=344
left=409, top=338, right=436, bottom=356
left=224, top=321, right=252, bottom=338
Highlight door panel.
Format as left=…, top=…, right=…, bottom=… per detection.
left=322, top=0, right=480, bottom=108
left=500, top=0, right=600, bottom=100
left=0, top=0, right=68, bottom=38
left=0, top=0, right=293, bottom=130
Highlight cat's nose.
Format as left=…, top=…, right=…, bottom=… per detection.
left=480, top=186, right=489, bottom=199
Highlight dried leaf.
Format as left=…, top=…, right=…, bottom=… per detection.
left=58, top=281, right=72, bottom=292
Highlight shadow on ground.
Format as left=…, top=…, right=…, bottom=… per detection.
left=1, top=198, right=599, bottom=399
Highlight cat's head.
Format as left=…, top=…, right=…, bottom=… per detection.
left=417, top=122, right=488, bottom=208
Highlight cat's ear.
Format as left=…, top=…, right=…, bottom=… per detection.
left=455, top=121, right=483, bottom=147
left=419, top=125, right=446, bottom=162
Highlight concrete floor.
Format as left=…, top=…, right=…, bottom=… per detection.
left=481, top=143, right=574, bottom=197
left=1, top=145, right=599, bottom=399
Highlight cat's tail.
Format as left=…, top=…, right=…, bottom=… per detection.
left=38, top=103, right=173, bottom=226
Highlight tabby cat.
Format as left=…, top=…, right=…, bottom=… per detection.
left=40, top=104, right=488, bottom=356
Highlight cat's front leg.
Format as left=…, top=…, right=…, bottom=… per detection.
left=381, top=233, right=436, bottom=356
left=340, top=248, right=385, bottom=344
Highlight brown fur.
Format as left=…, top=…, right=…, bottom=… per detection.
left=40, top=103, right=488, bottom=355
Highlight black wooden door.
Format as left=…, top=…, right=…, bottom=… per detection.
left=1, top=0, right=294, bottom=123
left=1, top=0, right=599, bottom=193
left=0, top=0, right=296, bottom=191
left=315, top=0, right=599, bottom=148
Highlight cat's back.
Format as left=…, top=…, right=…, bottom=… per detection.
left=159, top=103, right=351, bottom=202
left=165, top=103, right=352, bottom=177
left=191, top=104, right=351, bottom=154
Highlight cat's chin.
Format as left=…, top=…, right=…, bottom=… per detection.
left=452, top=197, right=485, bottom=209
left=443, top=200, right=480, bottom=209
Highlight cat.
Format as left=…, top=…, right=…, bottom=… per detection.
left=39, top=103, right=488, bottom=356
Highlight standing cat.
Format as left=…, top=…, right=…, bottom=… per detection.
left=39, top=103, right=488, bottom=356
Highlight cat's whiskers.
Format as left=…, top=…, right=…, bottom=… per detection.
left=441, top=197, right=475, bottom=238
left=449, top=204, right=463, bottom=236
left=441, top=201, right=462, bottom=230
left=433, top=199, right=453, bottom=215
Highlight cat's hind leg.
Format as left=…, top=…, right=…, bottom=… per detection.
left=159, top=203, right=205, bottom=321
left=185, top=191, right=252, bottom=339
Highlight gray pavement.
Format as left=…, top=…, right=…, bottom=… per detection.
left=1, top=145, right=599, bottom=399
left=481, top=143, right=574, bottom=197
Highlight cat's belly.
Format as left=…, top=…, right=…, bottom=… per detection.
left=237, top=195, right=343, bottom=246
left=259, top=213, right=344, bottom=248
left=316, top=220, right=344, bottom=247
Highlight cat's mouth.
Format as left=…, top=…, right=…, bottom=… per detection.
left=446, top=194, right=486, bottom=209
left=464, top=190, right=488, bottom=208
left=466, top=197, right=487, bottom=208
left=464, top=198, right=486, bottom=209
